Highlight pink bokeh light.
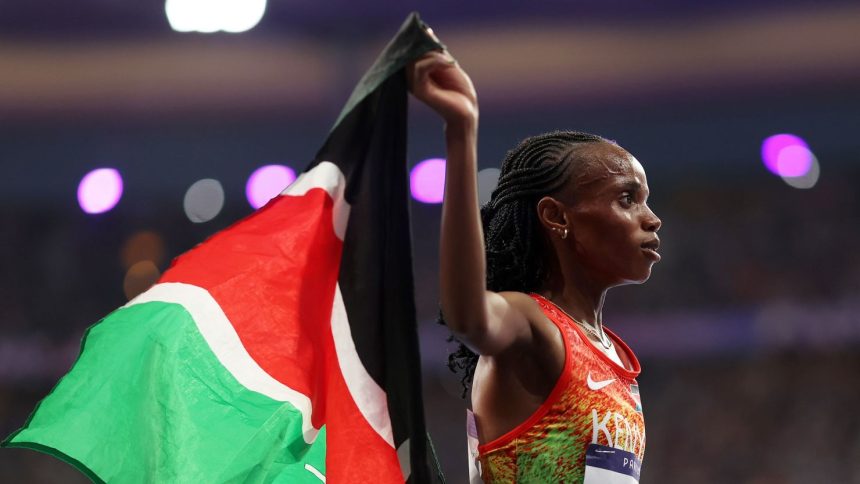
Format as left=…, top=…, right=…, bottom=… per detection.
left=77, top=168, right=123, bottom=214
left=410, top=158, right=446, bottom=204
left=246, top=164, right=297, bottom=209
left=761, top=134, right=812, bottom=177
left=775, top=145, right=814, bottom=178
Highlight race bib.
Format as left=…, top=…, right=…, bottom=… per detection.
left=466, top=409, right=483, bottom=484
left=583, top=444, right=641, bottom=484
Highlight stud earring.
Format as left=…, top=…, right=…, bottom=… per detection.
left=562, top=228, right=568, bottom=239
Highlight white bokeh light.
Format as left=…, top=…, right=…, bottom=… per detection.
left=477, top=167, right=501, bottom=206
left=780, top=152, right=820, bottom=190
left=183, top=178, right=225, bottom=223
left=165, top=0, right=267, bottom=34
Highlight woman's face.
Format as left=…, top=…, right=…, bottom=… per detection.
left=562, top=142, right=662, bottom=286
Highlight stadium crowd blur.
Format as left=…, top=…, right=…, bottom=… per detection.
left=3, top=147, right=860, bottom=482
left=2, top=0, right=860, bottom=482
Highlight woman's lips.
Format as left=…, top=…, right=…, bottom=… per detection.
left=641, top=247, right=661, bottom=261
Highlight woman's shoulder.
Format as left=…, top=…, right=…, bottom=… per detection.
left=495, top=291, right=548, bottom=324
left=495, top=290, right=539, bottom=306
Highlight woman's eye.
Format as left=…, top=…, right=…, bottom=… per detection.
left=621, top=194, right=634, bottom=206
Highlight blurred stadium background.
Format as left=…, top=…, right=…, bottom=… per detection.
left=2, top=0, right=860, bottom=482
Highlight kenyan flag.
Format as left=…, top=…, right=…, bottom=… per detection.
left=3, top=13, right=443, bottom=483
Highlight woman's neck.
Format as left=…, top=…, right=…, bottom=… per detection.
left=540, top=268, right=608, bottom=330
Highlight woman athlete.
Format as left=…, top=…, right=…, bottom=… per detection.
left=409, top=44, right=662, bottom=483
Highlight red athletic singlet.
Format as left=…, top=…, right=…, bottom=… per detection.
left=473, top=293, right=645, bottom=483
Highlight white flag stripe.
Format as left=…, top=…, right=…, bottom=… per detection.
left=125, top=282, right=320, bottom=444
left=281, top=161, right=350, bottom=241
left=330, top=283, right=395, bottom=448
left=304, top=464, right=326, bottom=482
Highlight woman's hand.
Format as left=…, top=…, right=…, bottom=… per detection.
left=408, top=50, right=478, bottom=129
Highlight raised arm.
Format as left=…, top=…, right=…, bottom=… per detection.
left=408, top=50, right=533, bottom=356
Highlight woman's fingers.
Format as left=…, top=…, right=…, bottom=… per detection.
left=410, top=52, right=456, bottom=91
left=408, top=50, right=478, bottom=123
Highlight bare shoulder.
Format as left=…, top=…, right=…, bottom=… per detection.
left=467, top=290, right=550, bottom=357
left=495, top=291, right=561, bottom=353
left=487, top=290, right=549, bottom=337
left=495, top=291, right=544, bottom=321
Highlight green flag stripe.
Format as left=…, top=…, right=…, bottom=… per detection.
left=5, top=301, right=326, bottom=483
left=126, top=282, right=319, bottom=443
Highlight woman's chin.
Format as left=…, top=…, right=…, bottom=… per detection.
left=622, top=266, right=654, bottom=285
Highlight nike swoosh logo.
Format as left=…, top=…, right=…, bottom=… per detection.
left=587, top=372, right=616, bottom=391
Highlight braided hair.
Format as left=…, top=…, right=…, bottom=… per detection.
left=444, top=130, right=608, bottom=395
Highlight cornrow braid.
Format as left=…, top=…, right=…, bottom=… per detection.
left=441, top=130, right=608, bottom=396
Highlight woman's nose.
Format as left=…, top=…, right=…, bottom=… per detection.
left=643, top=208, right=661, bottom=232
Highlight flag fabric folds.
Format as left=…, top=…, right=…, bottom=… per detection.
left=3, top=13, right=444, bottom=483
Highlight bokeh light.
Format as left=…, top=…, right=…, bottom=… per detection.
left=410, top=158, right=446, bottom=204
left=761, top=134, right=810, bottom=177
left=123, top=260, right=161, bottom=301
left=121, top=231, right=166, bottom=269
left=77, top=168, right=123, bottom=214
left=246, top=164, right=297, bottom=209
left=183, top=178, right=225, bottom=223
left=477, top=167, right=501, bottom=206
left=761, top=133, right=821, bottom=189
left=165, top=0, right=267, bottom=33
left=775, top=145, right=813, bottom=178
left=781, top=153, right=821, bottom=190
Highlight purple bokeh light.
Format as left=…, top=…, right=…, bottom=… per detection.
left=246, top=164, right=297, bottom=209
left=761, top=134, right=812, bottom=177
left=77, top=168, right=123, bottom=214
left=410, top=158, right=446, bottom=204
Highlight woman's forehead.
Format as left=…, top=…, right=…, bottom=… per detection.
left=569, top=142, right=647, bottom=194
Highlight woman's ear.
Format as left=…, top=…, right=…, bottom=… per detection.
left=537, top=196, right=569, bottom=234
